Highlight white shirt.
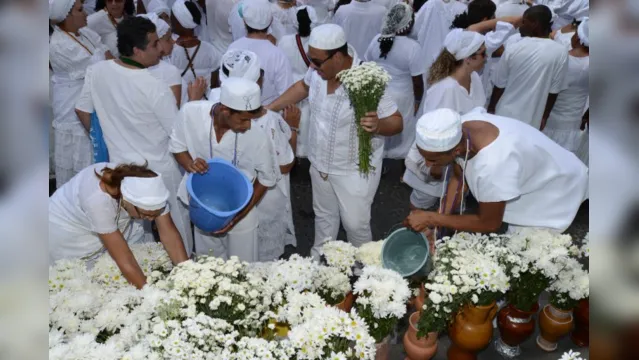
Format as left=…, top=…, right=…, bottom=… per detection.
left=495, top=1, right=529, bottom=17
left=229, top=37, right=294, bottom=105
left=254, top=110, right=295, bottom=167
left=371, top=0, right=402, bottom=9
left=303, top=47, right=398, bottom=175
left=87, top=9, right=122, bottom=57
left=545, top=55, right=589, bottom=127
left=459, top=107, right=588, bottom=232
left=492, top=37, right=569, bottom=129
left=278, top=33, right=310, bottom=82
left=364, top=35, right=424, bottom=92
left=270, top=3, right=298, bottom=39
left=424, top=72, right=486, bottom=114
left=206, top=0, right=238, bottom=54
left=170, top=42, right=222, bottom=105
left=332, top=1, right=387, bottom=59
left=297, top=0, right=336, bottom=24
left=75, top=60, right=179, bottom=167
left=148, top=60, right=182, bottom=88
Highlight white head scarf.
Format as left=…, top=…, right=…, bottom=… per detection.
left=379, top=3, right=413, bottom=41
left=138, top=13, right=170, bottom=38
left=219, top=49, right=262, bottom=84
left=147, top=0, right=170, bottom=17
left=172, top=0, right=197, bottom=29
left=577, top=17, right=589, bottom=47
left=415, top=108, right=463, bottom=152
left=295, top=5, right=318, bottom=30
left=49, top=0, right=75, bottom=23
left=121, top=176, right=170, bottom=211
left=444, top=28, right=485, bottom=60
left=484, top=21, right=516, bottom=56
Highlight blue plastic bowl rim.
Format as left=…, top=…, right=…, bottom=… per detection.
left=186, top=158, right=253, bottom=217
left=381, top=227, right=430, bottom=277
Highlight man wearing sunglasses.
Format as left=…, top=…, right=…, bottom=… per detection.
left=268, top=24, right=403, bottom=250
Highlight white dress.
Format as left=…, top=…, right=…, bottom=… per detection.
left=169, top=42, right=221, bottom=105
left=332, top=1, right=387, bottom=59
left=205, top=0, right=237, bottom=54
left=49, top=26, right=108, bottom=187
left=87, top=9, right=122, bottom=57
left=365, top=35, right=424, bottom=159
left=278, top=33, right=312, bottom=157
left=543, top=55, right=589, bottom=161
left=459, top=107, right=588, bottom=232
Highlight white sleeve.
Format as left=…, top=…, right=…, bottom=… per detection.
left=473, top=158, right=521, bottom=203
left=272, top=114, right=294, bottom=166
left=75, top=65, right=94, bottom=113
left=491, top=48, right=510, bottom=88
left=169, top=105, right=189, bottom=154
left=409, top=41, right=425, bottom=76
left=81, top=193, right=118, bottom=234
left=152, top=85, right=180, bottom=135
left=377, top=89, right=399, bottom=119
left=254, top=136, right=281, bottom=187
left=423, top=85, right=462, bottom=113
left=166, top=64, right=183, bottom=87
left=303, top=66, right=314, bottom=87
left=550, top=51, right=570, bottom=94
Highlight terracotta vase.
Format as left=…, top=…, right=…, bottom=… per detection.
left=335, top=291, right=355, bottom=312
left=375, top=335, right=390, bottom=360
left=537, top=304, right=574, bottom=351
left=571, top=298, right=589, bottom=347
left=448, top=301, right=498, bottom=360
left=495, top=303, right=540, bottom=358
left=403, top=312, right=438, bottom=360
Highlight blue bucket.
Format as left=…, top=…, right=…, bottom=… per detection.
left=187, top=158, right=253, bottom=232
left=381, top=227, right=430, bottom=277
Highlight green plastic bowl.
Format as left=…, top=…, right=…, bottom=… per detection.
left=381, top=227, right=430, bottom=277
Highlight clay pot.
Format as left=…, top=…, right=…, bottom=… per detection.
left=335, top=291, right=355, bottom=312
left=448, top=301, right=498, bottom=360
left=495, top=303, right=540, bottom=358
left=375, top=336, right=390, bottom=360
left=403, top=312, right=438, bottom=360
left=537, top=304, right=574, bottom=351
left=571, top=298, right=589, bottom=347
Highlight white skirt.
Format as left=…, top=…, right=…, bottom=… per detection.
left=54, top=129, right=93, bottom=188
left=543, top=119, right=588, bottom=160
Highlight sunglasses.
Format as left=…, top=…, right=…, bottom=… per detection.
left=308, top=51, right=336, bottom=68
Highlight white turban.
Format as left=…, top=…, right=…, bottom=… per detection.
left=416, top=108, right=463, bottom=153
left=295, top=5, right=318, bottom=30
left=49, top=0, right=75, bottom=23
left=172, top=0, right=197, bottom=29
left=138, top=13, right=170, bottom=38
left=577, top=17, right=589, bottom=47
left=243, top=0, right=273, bottom=30
left=220, top=49, right=262, bottom=84
left=484, top=21, right=516, bottom=56
left=220, top=78, right=262, bottom=111
left=121, top=176, right=170, bottom=211
left=444, top=29, right=485, bottom=61
left=147, top=0, right=170, bottom=16
left=309, top=24, right=346, bottom=50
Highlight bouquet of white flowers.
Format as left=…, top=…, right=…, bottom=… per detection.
left=276, top=290, right=327, bottom=326
left=268, top=254, right=319, bottom=293
left=322, top=239, right=358, bottom=276
left=312, top=265, right=352, bottom=305
left=356, top=241, right=384, bottom=267
left=353, top=266, right=411, bottom=342
left=547, top=257, right=589, bottom=311
left=337, top=62, right=391, bottom=175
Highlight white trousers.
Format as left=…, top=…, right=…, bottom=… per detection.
left=310, top=166, right=381, bottom=248
left=194, top=208, right=258, bottom=262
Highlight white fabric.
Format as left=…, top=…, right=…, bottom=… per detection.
left=444, top=28, right=485, bottom=61
left=75, top=60, right=193, bottom=256
left=172, top=0, right=198, bottom=29
left=294, top=5, right=318, bottom=29
left=372, top=0, right=404, bottom=9
left=54, top=130, right=93, bottom=188
left=219, top=49, right=262, bottom=84
left=83, top=0, right=97, bottom=16
left=332, top=1, right=386, bottom=57
left=543, top=55, right=589, bottom=156
left=459, top=107, right=588, bottom=232
left=49, top=163, right=147, bottom=263
left=297, top=0, right=335, bottom=24
left=49, top=0, right=75, bottom=22
left=169, top=41, right=221, bottom=105
left=194, top=208, right=259, bottom=261
left=403, top=143, right=445, bottom=197
left=309, top=23, right=346, bottom=50
left=87, top=9, right=122, bottom=57
left=243, top=0, right=273, bottom=30
left=270, top=3, right=298, bottom=38
left=365, top=35, right=424, bottom=158
left=138, top=13, right=170, bottom=38
left=229, top=37, right=294, bottom=105
left=492, top=37, right=569, bottom=129
left=121, top=176, right=170, bottom=211
left=552, top=29, right=575, bottom=50
left=495, top=1, right=528, bottom=18
left=147, top=0, right=171, bottom=16
left=148, top=60, right=182, bottom=88
left=220, top=77, right=262, bottom=111
left=192, top=1, right=211, bottom=44
left=228, top=0, right=283, bottom=41
left=303, top=46, right=398, bottom=175
left=484, top=21, right=516, bottom=56
left=415, top=108, right=462, bottom=152
left=409, top=187, right=439, bottom=209
left=205, top=0, right=236, bottom=54
left=424, top=72, right=486, bottom=115
left=577, top=17, right=589, bottom=46
left=379, top=3, right=413, bottom=40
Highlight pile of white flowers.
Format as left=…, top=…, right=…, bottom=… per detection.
left=267, top=254, right=319, bottom=293
left=356, top=241, right=384, bottom=267
left=91, top=243, right=172, bottom=288
left=548, top=256, right=589, bottom=310
left=322, top=239, right=358, bottom=275
left=559, top=349, right=586, bottom=360
left=276, top=290, right=327, bottom=326
left=312, top=265, right=352, bottom=305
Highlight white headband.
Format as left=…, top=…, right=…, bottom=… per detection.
left=121, top=176, right=170, bottom=211
left=138, top=13, right=170, bottom=38
left=172, top=0, right=197, bottom=29
left=577, top=17, right=589, bottom=47
left=444, top=28, right=485, bottom=61
left=416, top=108, right=463, bottom=153
left=49, top=0, right=75, bottom=23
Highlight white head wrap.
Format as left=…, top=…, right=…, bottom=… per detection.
left=484, top=21, right=516, bottom=56
left=552, top=0, right=588, bottom=22
left=138, top=13, right=170, bottom=38
left=219, top=49, right=262, bottom=84
left=221, top=78, right=262, bottom=111
left=295, top=5, right=318, bottom=30
left=172, top=0, right=197, bottom=29
left=577, top=17, right=589, bottom=47
left=243, top=0, right=273, bottom=30
left=309, top=24, right=346, bottom=50
left=49, top=0, right=75, bottom=23
left=444, top=28, right=485, bottom=60
left=415, top=108, right=463, bottom=152
left=121, top=176, right=170, bottom=211
left=147, top=0, right=170, bottom=16
left=379, top=3, right=413, bottom=41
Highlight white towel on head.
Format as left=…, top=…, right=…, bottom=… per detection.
left=49, top=0, right=75, bottom=23
left=147, top=0, right=170, bottom=16
left=577, top=17, right=589, bottom=46
left=172, top=0, right=197, bottom=29
left=138, top=13, right=170, bottom=38
left=444, top=28, right=485, bottom=61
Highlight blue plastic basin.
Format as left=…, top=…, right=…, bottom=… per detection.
left=381, top=227, right=430, bottom=277
left=187, top=158, right=253, bottom=232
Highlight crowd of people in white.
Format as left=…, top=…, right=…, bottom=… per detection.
left=48, top=0, right=589, bottom=286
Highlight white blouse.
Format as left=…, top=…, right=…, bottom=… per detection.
left=87, top=9, right=122, bottom=57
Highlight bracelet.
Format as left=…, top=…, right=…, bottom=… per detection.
left=290, top=126, right=299, bottom=133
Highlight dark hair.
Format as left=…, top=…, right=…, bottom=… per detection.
left=95, top=0, right=135, bottom=16
left=451, top=0, right=496, bottom=29
left=334, top=0, right=351, bottom=14
left=95, top=162, right=157, bottom=191
left=183, top=1, right=202, bottom=25
left=229, top=107, right=264, bottom=115
left=117, top=16, right=156, bottom=57
left=413, top=0, right=428, bottom=13
left=297, top=8, right=312, bottom=37
left=523, top=5, right=553, bottom=34
left=379, top=37, right=394, bottom=60
left=246, top=24, right=268, bottom=34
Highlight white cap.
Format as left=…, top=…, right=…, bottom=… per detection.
left=444, top=29, right=485, bottom=61
left=138, top=13, right=170, bottom=38
left=577, top=17, right=589, bottom=47
left=49, top=0, right=75, bottom=23
left=220, top=78, right=262, bottom=112
left=121, top=176, right=170, bottom=211
left=219, top=49, right=262, bottom=84
left=415, top=108, right=463, bottom=153
left=243, top=0, right=273, bottom=31
left=172, top=0, right=197, bottom=29
left=309, top=24, right=346, bottom=50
